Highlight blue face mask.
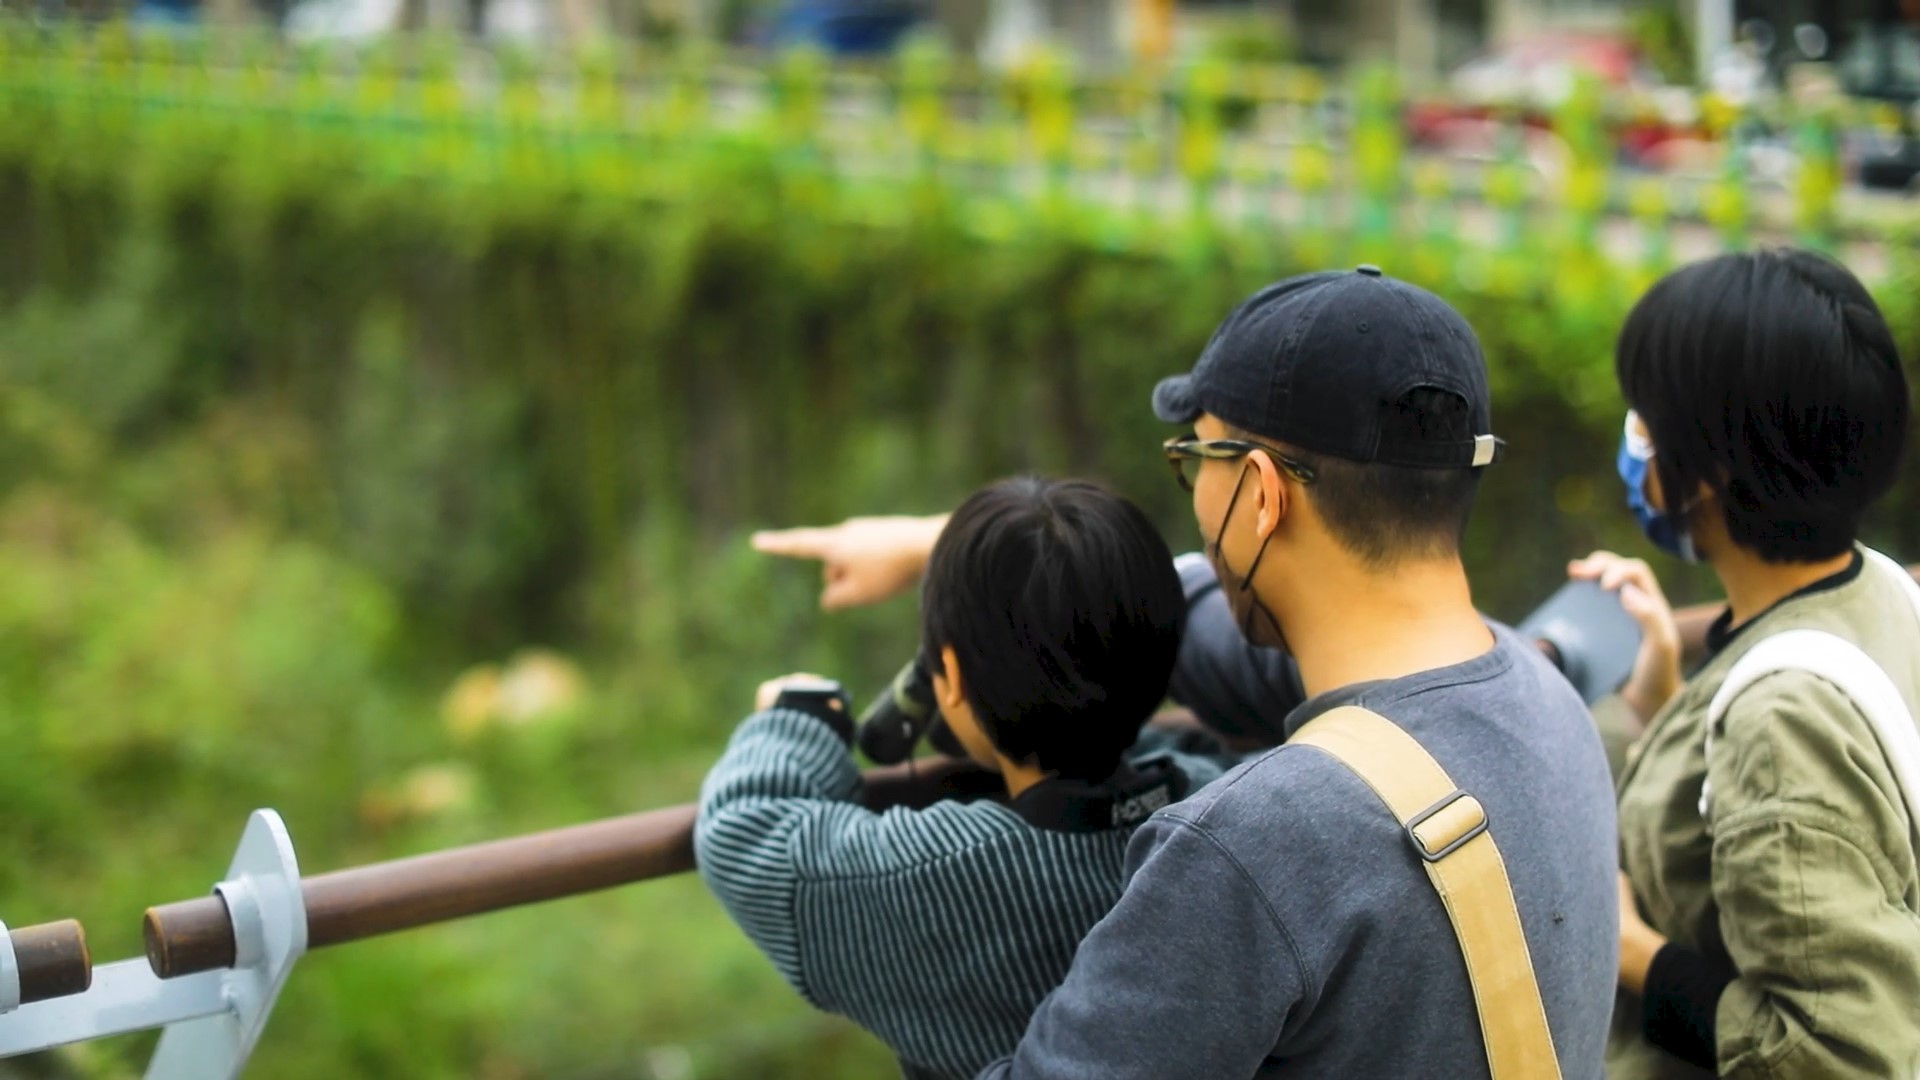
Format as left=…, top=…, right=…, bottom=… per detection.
left=1617, top=412, right=1698, bottom=563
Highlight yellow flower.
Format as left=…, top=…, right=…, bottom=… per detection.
left=400, top=763, right=478, bottom=816
left=441, top=664, right=501, bottom=741
left=496, top=649, right=585, bottom=727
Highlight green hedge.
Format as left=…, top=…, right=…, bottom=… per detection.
left=15, top=56, right=1912, bottom=641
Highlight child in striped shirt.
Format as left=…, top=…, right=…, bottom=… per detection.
left=695, top=476, right=1227, bottom=1080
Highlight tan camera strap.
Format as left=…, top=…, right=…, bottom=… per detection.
left=1291, top=705, right=1563, bottom=1080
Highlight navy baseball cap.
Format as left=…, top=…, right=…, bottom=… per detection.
left=1153, top=266, right=1505, bottom=469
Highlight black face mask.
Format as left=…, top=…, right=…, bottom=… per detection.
left=1206, top=462, right=1286, bottom=650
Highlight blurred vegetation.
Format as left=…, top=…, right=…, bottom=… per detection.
left=1, top=22, right=1918, bottom=1080
left=1190, top=10, right=1296, bottom=67
left=1627, top=2, right=1696, bottom=87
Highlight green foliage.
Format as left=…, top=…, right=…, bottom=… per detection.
left=1191, top=10, right=1296, bottom=66
left=1628, top=2, right=1696, bottom=87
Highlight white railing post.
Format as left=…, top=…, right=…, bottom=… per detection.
left=0, top=809, right=306, bottom=1080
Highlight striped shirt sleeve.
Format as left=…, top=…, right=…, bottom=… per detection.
left=693, top=706, right=875, bottom=1003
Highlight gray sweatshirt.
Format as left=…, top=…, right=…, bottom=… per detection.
left=980, top=627, right=1618, bottom=1079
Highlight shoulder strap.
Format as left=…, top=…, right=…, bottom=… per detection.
left=1702, top=628, right=1920, bottom=857
left=1290, top=706, right=1562, bottom=1080
left=1700, top=549, right=1920, bottom=836
left=1864, top=546, right=1920, bottom=625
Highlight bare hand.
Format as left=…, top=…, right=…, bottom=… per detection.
left=755, top=672, right=838, bottom=713
left=1570, top=550, right=1683, bottom=726
left=751, top=514, right=949, bottom=611
left=1616, top=870, right=1665, bottom=995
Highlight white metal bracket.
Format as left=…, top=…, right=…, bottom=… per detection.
left=0, top=809, right=306, bottom=1079
left=0, top=918, right=19, bottom=1015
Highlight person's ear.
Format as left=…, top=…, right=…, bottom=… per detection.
left=1247, top=450, right=1289, bottom=539
left=933, top=644, right=967, bottom=711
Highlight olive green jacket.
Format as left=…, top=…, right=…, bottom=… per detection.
left=1603, top=548, right=1920, bottom=1080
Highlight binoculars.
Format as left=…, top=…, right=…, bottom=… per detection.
left=855, top=651, right=964, bottom=764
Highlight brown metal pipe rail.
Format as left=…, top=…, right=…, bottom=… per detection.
left=144, top=760, right=999, bottom=979
left=11, top=920, right=91, bottom=1005
left=142, top=804, right=695, bottom=979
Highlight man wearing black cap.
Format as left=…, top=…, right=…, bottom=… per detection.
left=754, top=268, right=1619, bottom=1078
left=969, top=268, right=1618, bottom=1078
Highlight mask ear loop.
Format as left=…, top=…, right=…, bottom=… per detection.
left=1216, top=459, right=1282, bottom=642
left=1643, top=442, right=1709, bottom=564
left=1209, top=461, right=1248, bottom=556
left=1240, top=532, right=1275, bottom=629
left=1630, top=411, right=1710, bottom=519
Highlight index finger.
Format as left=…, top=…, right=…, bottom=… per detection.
left=752, top=527, right=836, bottom=559
left=1599, top=558, right=1656, bottom=595
left=1568, top=551, right=1621, bottom=581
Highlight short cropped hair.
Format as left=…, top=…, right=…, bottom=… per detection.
left=1617, top=249, right=1909, bottom=563
left=1230, top=388, right=1483, bottom=568
left=920, top=477, right=1184, bottom=781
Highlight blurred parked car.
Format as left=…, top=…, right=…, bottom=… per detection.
left=1834, top=18, right=1920, bottom=191
left=757, top=0, right=928, bottom=56
left=1406, top=34, right=1702, bottom=169
left=283, top=0, right=399, bottom=41
left=283, top=0, right=551, bottom=42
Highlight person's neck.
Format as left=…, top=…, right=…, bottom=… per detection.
left=1713, top=542, right=1856, bottom=629
left=1262, top=553, right=1495, bottom=700
left=998, top=756, right=1053, bottom=800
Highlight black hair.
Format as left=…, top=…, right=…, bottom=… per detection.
left=919, top=477, right=1184, bottom=781
left=1232, top=388, right=1483, bottom=567
left=1617, top=248, right=1909, bottom=563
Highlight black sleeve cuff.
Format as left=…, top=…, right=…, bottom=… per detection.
left=1641, top=942, right=1736, bottom=1070
left=771, top=696, right=855, bottom=747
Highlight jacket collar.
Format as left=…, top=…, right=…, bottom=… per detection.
left=1703, top=549, right=1865, bottom=661
left=1008, top=757, right=1189, bottom=833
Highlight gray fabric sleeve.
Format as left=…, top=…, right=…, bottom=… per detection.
left=1166, top=552, right=1303, bottom=747
left=977, top=814, right=1302, bottom=1079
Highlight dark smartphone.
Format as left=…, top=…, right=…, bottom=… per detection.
left=1515, top=580, right=1643, bottom=705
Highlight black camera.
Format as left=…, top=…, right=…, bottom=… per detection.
left=771, top=676, right=853, bottom=720
left=855, top=650, right=965, bottom=764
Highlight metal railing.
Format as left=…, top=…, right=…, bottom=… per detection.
left=0, top=761, right=984, bottom=1076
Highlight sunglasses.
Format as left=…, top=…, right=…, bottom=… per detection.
left=1162, top=436, right=1318, bottom=493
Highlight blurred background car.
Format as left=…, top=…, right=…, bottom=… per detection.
left=1834, top=15, right=1920, bottom=190
left=753, top=0, right=928, bottom=55
left=1405, top=33, right=1702, bottom=169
